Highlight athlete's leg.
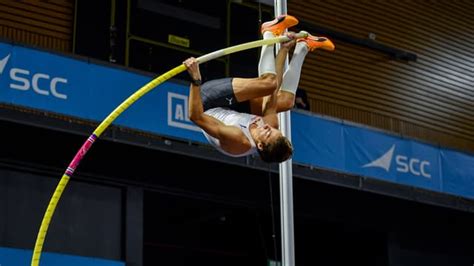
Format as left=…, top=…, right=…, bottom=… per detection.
left=233, top=15, right=298, bottom=103
left=277, top=33, right=335, bottom=112
left=232, top=75, right=276, bottom=103
left=247, top=32, right=295, bottom=116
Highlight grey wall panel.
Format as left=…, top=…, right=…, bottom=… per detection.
left=0, top=168, right=122, bottom=260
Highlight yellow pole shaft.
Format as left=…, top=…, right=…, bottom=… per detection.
left=31, top=32, right=307, bottom=266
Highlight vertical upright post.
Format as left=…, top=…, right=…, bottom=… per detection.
left=225, top=0, right=232, bottom=77
left=274, top=1, right=295, bottom=266
left=125, top=0, right=131, bottom=67
left=72, top=0, right=78, bottom=54
left=109, top=0, right=117, bottom=63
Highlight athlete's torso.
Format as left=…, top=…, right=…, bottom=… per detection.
left=203, top=107, right=260, bottom=157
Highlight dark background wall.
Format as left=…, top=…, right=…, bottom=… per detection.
left=1, top=116, right=474, bottom=265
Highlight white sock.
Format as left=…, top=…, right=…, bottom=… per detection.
left=280, top=42, right=309, bottom=94
left=258, top=31, right=276, bottom=76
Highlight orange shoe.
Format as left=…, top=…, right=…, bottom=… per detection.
left=298, top=33, right=335, bottom=51
left=261, top=14, right=299, bottom=36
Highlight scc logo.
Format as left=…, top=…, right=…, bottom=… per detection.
left=0, top=53, right=68, bottom=99
left=362, top=144, right=432, bottom=178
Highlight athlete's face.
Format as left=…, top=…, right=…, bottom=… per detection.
left=255, top=123, right=281, bottom=146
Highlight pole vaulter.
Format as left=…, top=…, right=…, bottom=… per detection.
left=30, top=32, right=308, bottom=266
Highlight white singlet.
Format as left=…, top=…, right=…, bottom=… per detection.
left=203, top=107, right=263, bottom=157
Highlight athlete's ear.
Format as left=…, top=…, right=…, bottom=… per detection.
left=257, top=142, right=264, bottom=151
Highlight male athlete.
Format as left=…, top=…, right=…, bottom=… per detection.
left=184, top=15, right=334, bottom=163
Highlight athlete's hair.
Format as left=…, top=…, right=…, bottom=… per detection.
left=258, top=136, right=293, bottom=163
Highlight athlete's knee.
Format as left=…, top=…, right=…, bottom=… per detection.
left=258, top=74, right=277, bottom=93
left=278, top=91, right=296, bottom=111
left=280, top=98, right=295, bottom=111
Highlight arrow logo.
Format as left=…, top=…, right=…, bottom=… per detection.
left=0, top=54, right=10, bottom=75
left=362, top=144, right=395, bottom=172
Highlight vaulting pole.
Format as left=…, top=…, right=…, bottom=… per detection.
left=274, top=1, right=295, bottom=266
left=30, top=31, right=307, bottom=266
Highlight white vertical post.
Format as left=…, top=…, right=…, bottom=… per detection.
left=274, top=1, right=295, bottom=266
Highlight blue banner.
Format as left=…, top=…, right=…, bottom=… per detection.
left=343, top=125, right=441, bottom=191
left=0, top=42, right=205, bottom=143
left=292, top=112, right=345, bottom=170
left=440, top=149, right=474, bottom=199
left=0, top=42, right=473, bottom=199
left=0, top=247, right=124, bottom=266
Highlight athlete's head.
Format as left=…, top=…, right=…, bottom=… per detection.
left=254, top=124, right=293, bottom=163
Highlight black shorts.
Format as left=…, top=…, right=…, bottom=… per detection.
left=200, top=78, right=251, bottom=113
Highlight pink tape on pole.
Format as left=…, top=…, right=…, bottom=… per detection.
left=65, top=134, right=97, bottom=176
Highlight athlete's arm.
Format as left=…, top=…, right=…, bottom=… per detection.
left=184, top=58, right=248, bottom=151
